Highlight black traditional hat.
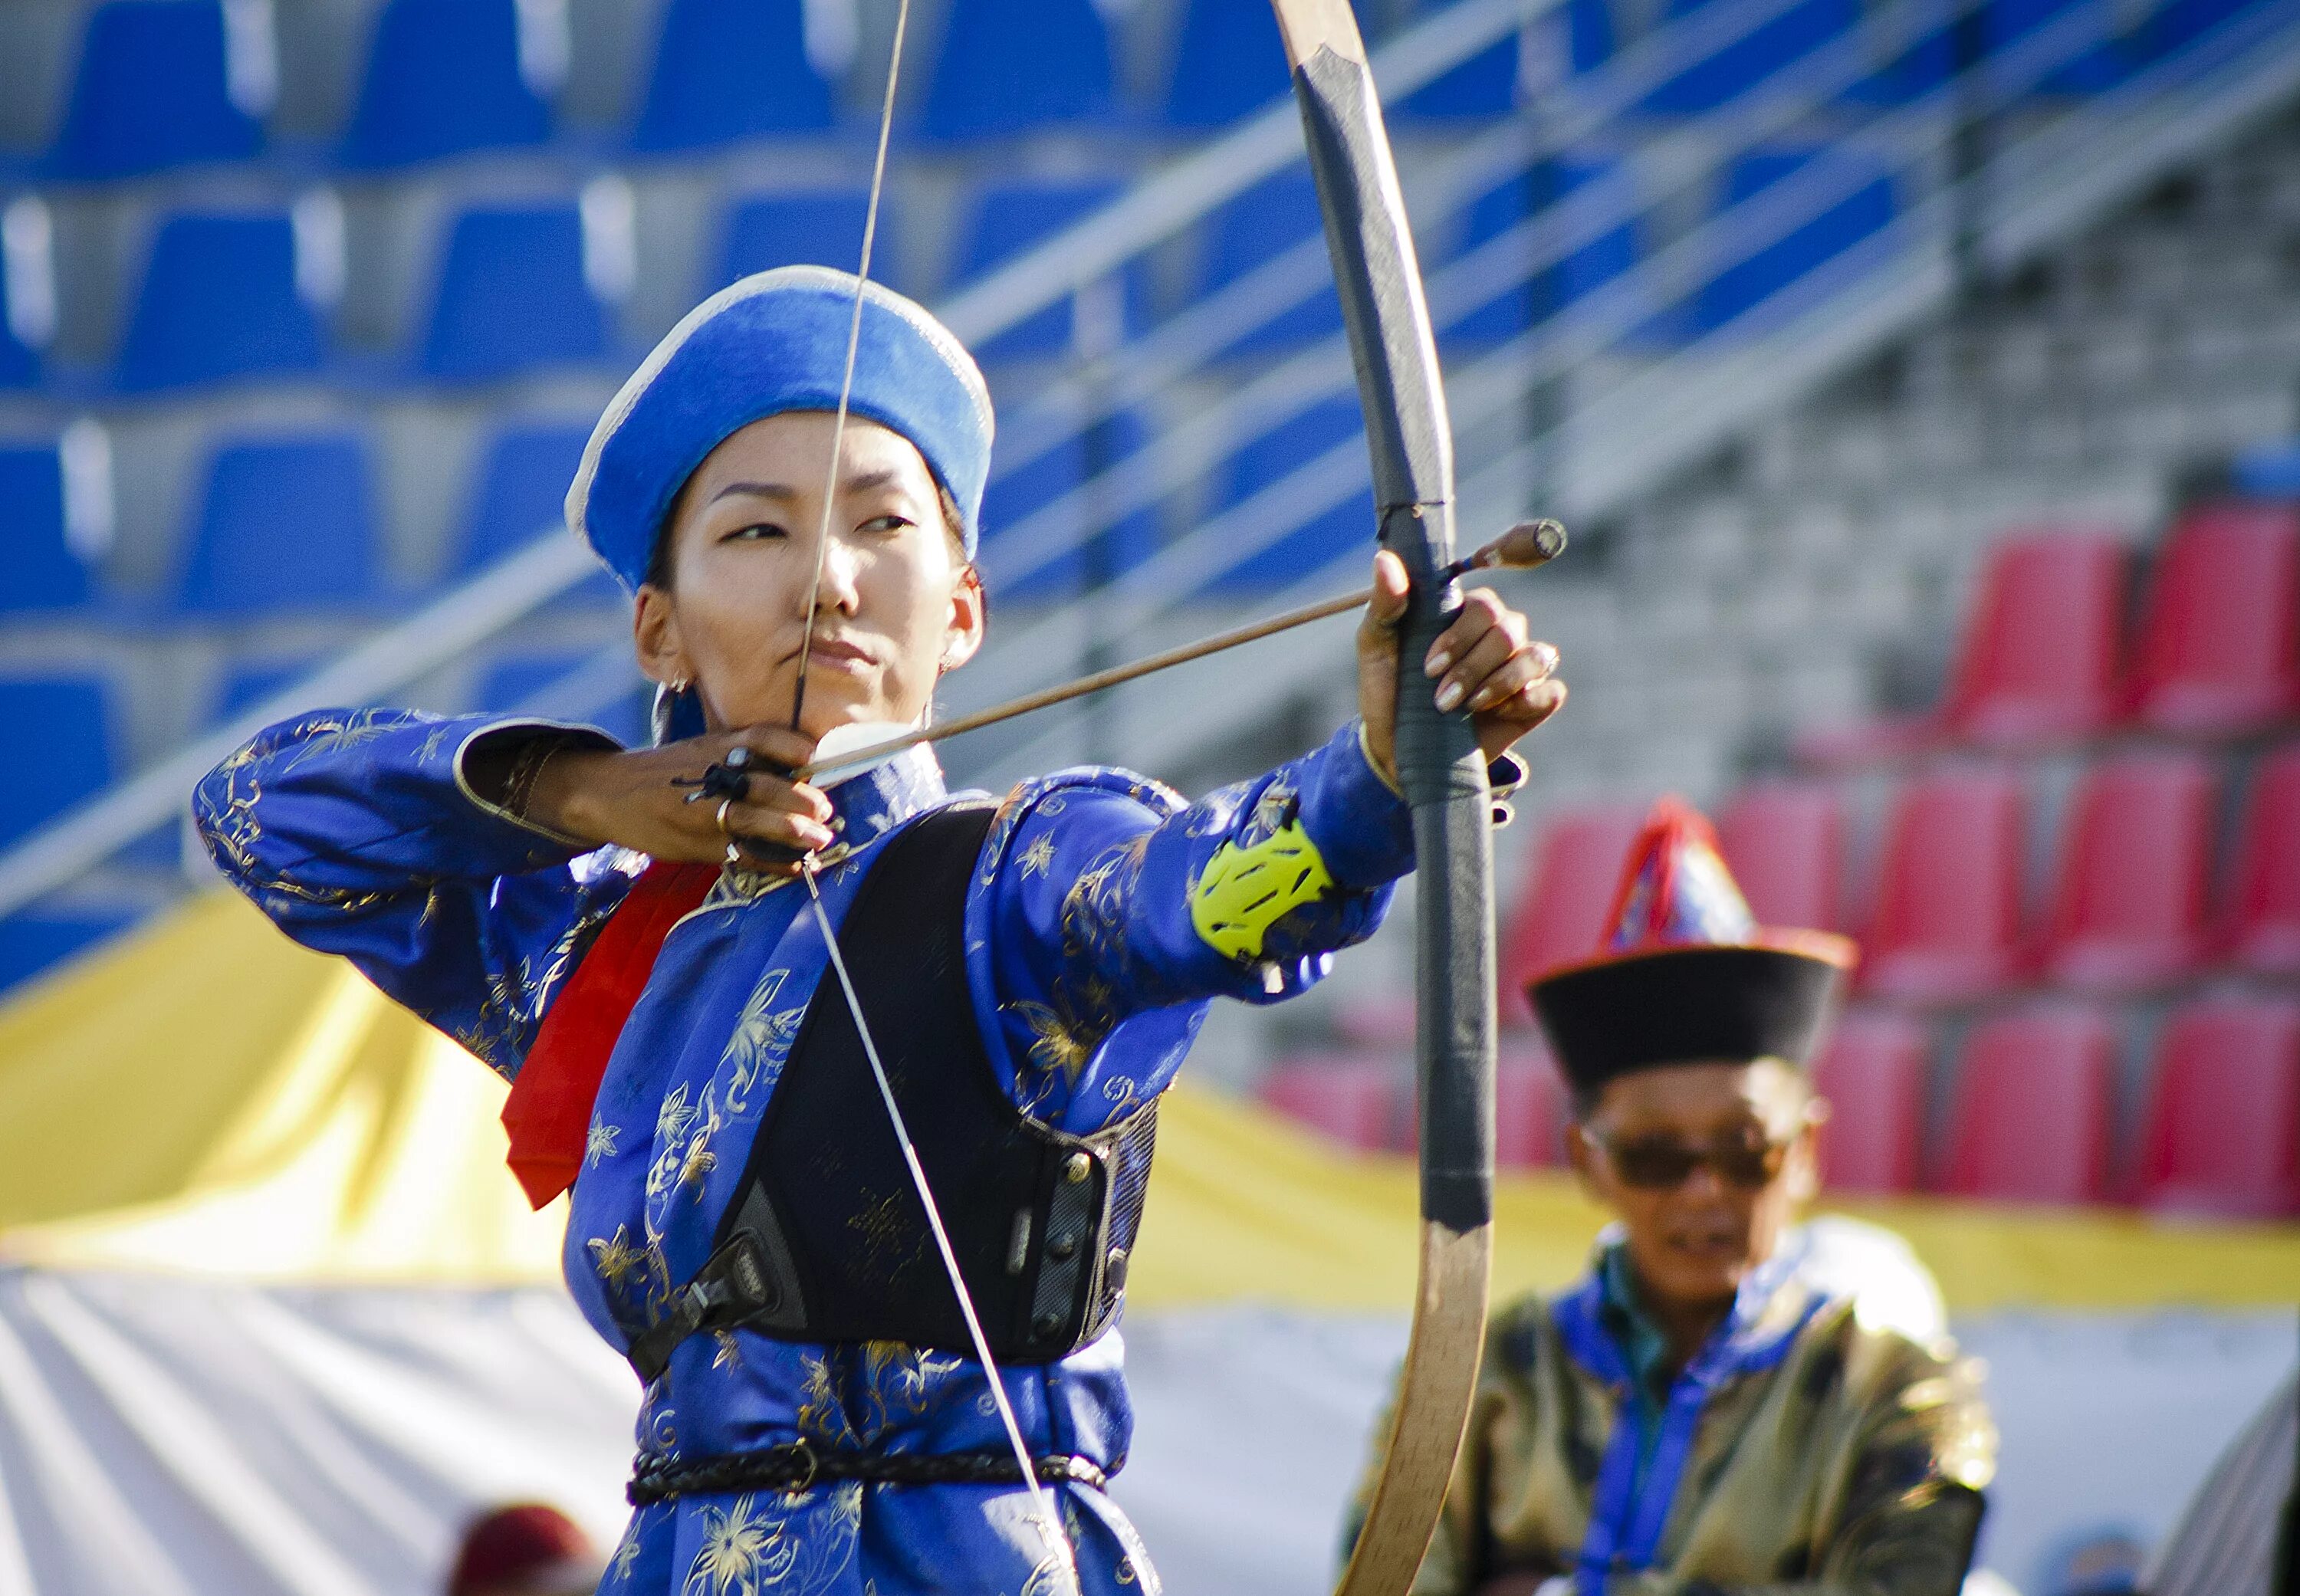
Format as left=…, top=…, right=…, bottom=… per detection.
left=1528, top=798, right=1857, bottom=1097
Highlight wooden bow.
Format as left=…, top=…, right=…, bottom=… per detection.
left=1268, top=2, right=1500, bottom=1590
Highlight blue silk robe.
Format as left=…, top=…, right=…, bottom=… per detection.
left=195, top=709, right=1418, bottom=1596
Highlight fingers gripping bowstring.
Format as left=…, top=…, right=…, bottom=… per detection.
left=790, top=5, right=1079, bottom=1586
left=801, top=865, right=1081, bottom=1592
left=787, top=0, right=912, bottom=737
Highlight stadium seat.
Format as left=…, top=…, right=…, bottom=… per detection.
left=478, top=653, right=648, bottom=745
left=978, top=410, right=1158, bottom=602
left=2136, top=997, right=2300, bottom=1218
left=1812, top=1010, right=1929, bottom=1194
left=630, top=0, right=832, bottom=151
left=174, top=431, right=384, bottom=614
left=1194, top=174, right=1344, bottom=355
left=1441, top=158, right=1644, bottom=350
left=954, top=182, right=1142, bottom=361
left=717, top=191, right=883, bottom=290
left=1498, top=803, right=1648, bottom=1023
left=1716, top=779, right=1845, bottom=931
left=2223, top=744, right=2300, bottom=977
left=922, top=0, right=1114, bottom=140
left=1861, top=767, right=2027, bottom=1003
left=2041, top=752, right=2215, bottom=992
left=209, top=657, right=316, bottom=726
left=1400, top=34, right=1520, bottom=120
left=113, top=210, right=323, bottom=391
left=452, top=420, right=593, bottom=573
left=2129, top=502, right=2300, bottom=737
left=43, top=0, right=262, bottom=179
left=0, top=676, right=117, bottom=849
left=0, top=273, right=36, bottom=389
left=1210, top=398, right=1374, bottom=592
left=0, top=908, right=140, bottom=995
left=1495, top=1048, right=1569, bottom=1167
left=1986, top=0, right=2144, bottom=94
left=419, top=203, right=608, bottom=383
left=1940, top=529, right=2130, bottom=748
left=1939, top=1006, right=2116, bottom=1205
left=2229, top=438, right=2300, bottom=499
left=0, top=445, right=90, bottom=612
left=340, top=0, right=554, bottom=168
left=1257, top=1054, right=1402, bottom=1151
left=1689, top=146, right=1898, bottom=335
left=1642, top=0, right=1858, bottom=114
left=1162, top=0, right=1290, bottom=126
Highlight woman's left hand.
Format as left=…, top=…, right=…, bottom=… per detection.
left=1357, top=547, right=1566, bottom=785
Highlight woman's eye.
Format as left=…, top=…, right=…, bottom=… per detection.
left=724, top=521, right=787, bottom=543
left=859, top=514, right=914, bottom=537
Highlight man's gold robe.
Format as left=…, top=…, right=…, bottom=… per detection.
left=1359, top=1248, right=1998, bottom=1595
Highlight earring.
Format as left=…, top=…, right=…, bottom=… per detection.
left=671, top=676, right=692, bottom=695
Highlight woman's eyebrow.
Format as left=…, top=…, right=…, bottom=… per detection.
left=707, top=469, right=902, bottom=506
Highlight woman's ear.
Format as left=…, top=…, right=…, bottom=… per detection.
left=941, top=564, right=987, bottom=672
left=1565, top=1124, right=1606, bottom=1205
left=1783, top=1120, right=1822, bottom=1206
left=632, top=583, right=690, bottom=689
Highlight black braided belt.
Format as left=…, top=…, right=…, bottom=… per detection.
left=626, top=1442, right=1112, bottom=1506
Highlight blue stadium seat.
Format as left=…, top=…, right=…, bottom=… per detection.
left=113, top=210, right=323, bottom=391
left=632, top=0, right=833, bottom=151
left=922, top=0, right=1115, bottom=140
left=175, top=432, right=384, bottom=614
left=2232, top=440, right=2300, bottom=500
left=1162, top=0, right=1290, bottom=126
left=0, top=293, right=34, bottom=389
left=1643, top=0, right=1858, bottom=113
left=43, top=0, right=262, bottom=179
left=978, top=410, right=1158, bottom=603
left=1689, top=146, right=1897, bottom=334
left=955, top=182, right=1142, bottom=361
left=453, top=419, right=590, bottom=570
left=1441, top=158, right=1644, bottom=349
left=209, top=657, right=314, bottom=724
left=0, top=909, right=140, bottom=995
left=0, top=676, right=117, bottom=848
left=1194, top=173, right=1344, bottom=355
left=339, top=0, right=552, bottom=169
left=717, top=190, right=882, bottom=290
left=0, top=445, right=90, bottom=611
left=419, top=203, right=607, bottom=383
left=1211, top=397, right=1373, bottom=593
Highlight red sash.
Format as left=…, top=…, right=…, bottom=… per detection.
left=501, top=860, right=720, bottom=1208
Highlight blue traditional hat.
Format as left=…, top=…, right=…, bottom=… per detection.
left=567, top=266, right=994, bottom=594
left=1530, top=799, right=1857, bottom=1095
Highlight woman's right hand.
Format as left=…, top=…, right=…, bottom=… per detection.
left=523, top=725, right=836, bottom=875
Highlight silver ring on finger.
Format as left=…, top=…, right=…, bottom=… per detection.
left=715, top=796, right=735, bottom=834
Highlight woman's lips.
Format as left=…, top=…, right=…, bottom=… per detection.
left=803, top=638, right=876, bottom=674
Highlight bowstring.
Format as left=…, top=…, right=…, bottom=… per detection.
left=790, top=2, right=1079, bottom=1585
left=802, top=863, right=1080, bottom=1594
left=788, top=0, right=912, bottom=737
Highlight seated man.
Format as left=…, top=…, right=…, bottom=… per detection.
left=1352, top=800, right=1998, bottom=1596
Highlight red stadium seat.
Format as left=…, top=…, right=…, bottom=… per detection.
left=1941, top=530, right=2130, bottom=749
left=2137, top=998, right=2300, bottom=1217
left=1717, top=780, right=1846, bottom=931
left=2130, top=503, right=2300, bottom=737
left=1811, top=1010, right=1930, bottom=1194
left=1256, top=1054, right=1402, bottom=1151
left=1498, top=803, right=1645, bottom=1025
left=1939, top=1006, right=2116, bottom=1205
left=1496, top=1047, right=1569, bottom=1168
left=2041, top=752, right=2216, bottom=993
left=1861, top=768, right=2028, bottom=1003
left=2223, top=745, right=2300, bottom=977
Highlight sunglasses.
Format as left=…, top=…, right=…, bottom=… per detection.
left=1580, top=1127, right=1799, bottom=1191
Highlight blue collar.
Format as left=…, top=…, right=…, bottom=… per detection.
left=1554, top=1240, right=1821, bottom=1589
left=823, top=743, right=949, bottom=852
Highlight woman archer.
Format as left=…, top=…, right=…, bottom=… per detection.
left=195, top=266, right=1567, bottom=1596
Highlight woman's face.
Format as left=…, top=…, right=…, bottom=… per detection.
left=1567, top=1059, right=1820, bottom=1313
left=632, top=411, right=984, bottom=741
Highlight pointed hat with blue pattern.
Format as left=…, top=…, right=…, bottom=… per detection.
left=1529, top=798, right=1856, bottom=1095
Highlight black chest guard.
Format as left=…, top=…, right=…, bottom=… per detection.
left=627, top=802, right=1158, bottom=1382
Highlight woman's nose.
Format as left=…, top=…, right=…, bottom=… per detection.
left=814, top=537, right=863, bottom=612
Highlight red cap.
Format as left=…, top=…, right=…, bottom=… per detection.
left=449, top=1504, right=598, bottom=1596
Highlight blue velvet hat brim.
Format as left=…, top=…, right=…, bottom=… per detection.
left=569, top=267, right=994, bottom=594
